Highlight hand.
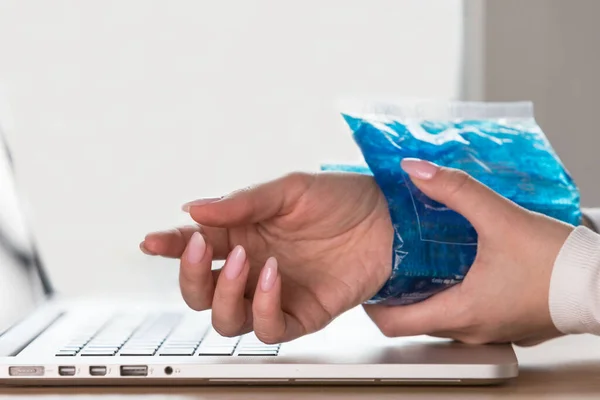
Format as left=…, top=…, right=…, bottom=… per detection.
left=364, top=159, right=574, bottom=346
left=141, top=172, right=393, bottom=343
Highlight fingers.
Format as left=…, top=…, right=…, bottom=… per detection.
left=179, top=232, right=216, bottom=311
left=187, top=173, right=314, bottom=227
left=176, top=237, right=305, bottom=343
left=252, top=257, right=306, bottom=344
left=400, top=158, right=521, bottom=235
left=141, top=225, right=230, bottom=259
left=185, top=250, right=305, bottom=343
left=363, top=286, right=461, bottom=337
left=211, top=246, right=253, bottom=337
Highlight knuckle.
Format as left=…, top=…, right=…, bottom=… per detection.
left=227, top=185, right=253, bottom=197
left=212, top=285, right=233, bottom=304
left=282, top=172, right=315, bottom=192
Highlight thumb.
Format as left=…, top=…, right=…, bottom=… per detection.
left=363, top=284, right=462, bottom=337
left=400, top=158, right=519, bottom=234
left=184, top=173, right=314, bottom=228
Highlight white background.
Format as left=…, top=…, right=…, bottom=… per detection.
left=0, top=0, right=462, bottom=296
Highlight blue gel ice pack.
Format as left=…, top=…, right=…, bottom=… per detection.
left=325, top=101, right=581, bottom=305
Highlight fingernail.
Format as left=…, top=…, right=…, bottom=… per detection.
left=225, top=246, right=246, bottom=280
left=139, top=242, right=155, bottom=255
left=182, top=197, right=221, bottom=212
left=186, top=232, right=206, bottom=264
left=260, top=257, right=278, bottom=292
left=401, top=158, right=439, bottom=180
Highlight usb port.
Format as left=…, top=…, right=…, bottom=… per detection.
left=120, top=365, right=148, bottom=377
left=58, top=366, right=76, bottom=376
left=89, top=366, right=107, bottom=376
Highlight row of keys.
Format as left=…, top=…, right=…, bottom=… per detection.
left=55, top=319, right=123, bottom=357
left=236, top=333, right=280, bottom=356
left=79, top=314, right=147, bottom=356
left=194, top=329, right=240, bottom=356
left=56, top=313, right=180, bottom=357
left=56, top=314, right=280, bottom=357
left=155, top=316, right=208, bottom=356
left=118, top=313, right=182, bottom=356
left=55, top=318, right=111, bottom=356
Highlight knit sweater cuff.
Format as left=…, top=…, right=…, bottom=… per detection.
left=549, top=226, right=600, bottom=334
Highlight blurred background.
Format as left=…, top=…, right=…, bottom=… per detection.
left=0, top=0, right=598, bottom=297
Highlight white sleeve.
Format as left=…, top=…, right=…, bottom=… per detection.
left=549, top=226, right=600, bottom=335
left=583, top=208, right=600, bottom=233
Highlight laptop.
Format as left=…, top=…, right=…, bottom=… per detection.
left=0, top=125, right=518, bottom=386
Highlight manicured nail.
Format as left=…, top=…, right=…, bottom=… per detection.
left=181, top=197, right=221, bottom=212
left=260, top=257, right=278, bottom=292
left=225, top=246, right=246, bottom=280
left=139, top=242, right=155, bottom=255
left=401, top=158, right=439, bottom=180
left=186, top=232, right=206, bottom=264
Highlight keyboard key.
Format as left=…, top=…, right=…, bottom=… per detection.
left=80, top=348, right=118, bottom=353
left=238, top=344, right=279, bottom=349
left=198, top=347, right=235, bottom=356
left=80, top=350, right=117, bottom=356
left=87, top=342, right=125, bottom=347
left=163, top=340, right=200, bottom=345
left=55, top=350, right=77, bottom=356
left=237, top=348, right=279, bottom=354
left=85, top=345, right=120, bottom=350
left=237, top=350, right=279, bottom=356
left=161, top=343, right=199, bottom=348
left=66, top=341, right=89, bottom=346
left=201, top=332, right=239, bottom=345
left=205, top=339, right=239, bottom=346
left=119, top=349, right=156, bottom=356
left=159, top=347, right=196, bottom=356
left=125, top=343, right=162, bottom=348
left=60, top=345, right=82, bottom=351
left=66, top=341, right=88, bottom=347
left=120, top=349, right=158, bottom=354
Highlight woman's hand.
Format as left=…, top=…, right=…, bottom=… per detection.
left=141, top=172, right=394, bottom=343
left=364, top=159, right=574, bottom=346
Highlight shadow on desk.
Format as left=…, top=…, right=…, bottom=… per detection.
left=1, top=362, right=600, bottom=400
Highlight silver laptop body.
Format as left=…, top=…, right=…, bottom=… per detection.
left=0, top=127, right=517, bottom=386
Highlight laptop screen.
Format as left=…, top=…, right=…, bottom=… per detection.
left=0, top=127, right=47, bottom=335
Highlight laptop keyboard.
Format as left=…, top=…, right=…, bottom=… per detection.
left=55, top=313, right=281, bottom=357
